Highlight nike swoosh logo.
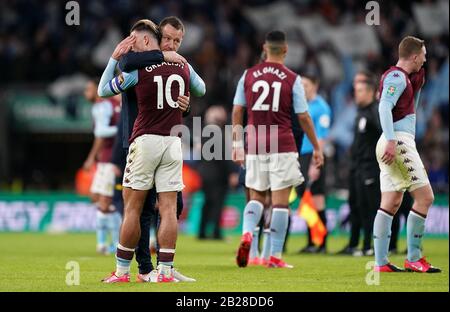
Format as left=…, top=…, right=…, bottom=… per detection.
left=410, top=264, right=423, bottom=271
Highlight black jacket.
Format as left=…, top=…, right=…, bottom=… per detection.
left=350, top=101, right=382, bottom=178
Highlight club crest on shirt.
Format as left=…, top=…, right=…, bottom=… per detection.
left=358, top=117, right=367, bottom=132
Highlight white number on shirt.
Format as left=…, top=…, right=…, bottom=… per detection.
left=154, top=74, right=185, bottom=109
left=252, top=80, right=282, bottom=112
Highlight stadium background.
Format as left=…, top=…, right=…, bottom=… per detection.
left=0, top=1, right=448, bottom=237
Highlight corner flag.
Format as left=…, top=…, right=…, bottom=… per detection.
left=297, top=188, right=327, bottom=246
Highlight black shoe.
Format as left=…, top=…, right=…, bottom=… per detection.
left=298, top=245, right=316, bottom=254
left=314, top=246, right=327, bottom=254
left=425, top=266, right=442, bottom=273
left=336, top=246, right=356, bottom=255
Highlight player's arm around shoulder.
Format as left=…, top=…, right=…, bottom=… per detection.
left=188, top=63, right=206, bottom=97
left=178, top=63, right=206, bottom=117
left=119, top=50, right=187, bottom=72
left=119, top=50, right=164, bottom=72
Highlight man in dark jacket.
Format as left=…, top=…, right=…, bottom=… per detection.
left=339, top=76, right=381, bottom=256
left=197, top=105, right=239, bottom=240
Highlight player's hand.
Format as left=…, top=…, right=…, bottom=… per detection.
left=308, top=164, right=320, bottom=182
left=228, top=173, right=240, bottom=189
left=83, top=158, right=95, bottom=171
left=177, top=94, right=190, bottom=112
left=162, top=51, right=187, bottom=65
left=112, top=35, right=136, bottom=60
left=382, top=140, right=397, bottom=165
left=312, top=148, right=324, bottom=169
left=410, top=68, right=426, bottom=93
left=232, top=146, right=245, bottom=166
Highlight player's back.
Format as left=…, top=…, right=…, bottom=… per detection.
left=130, top=62, right=190, bottom=143
left=243, top=61, right=298, bottom=154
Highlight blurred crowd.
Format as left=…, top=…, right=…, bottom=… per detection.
left=0, top=0, right=448, bottom=193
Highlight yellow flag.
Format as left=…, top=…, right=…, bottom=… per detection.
left=298, top=189, right=327, bottom=246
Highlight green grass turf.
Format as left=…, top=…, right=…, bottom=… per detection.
left=0, top=233, right=447, bottom=292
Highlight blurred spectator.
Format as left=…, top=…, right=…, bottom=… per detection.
left=196, top=106, right=238, bottom=240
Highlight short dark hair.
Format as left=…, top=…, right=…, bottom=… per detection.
left=399, top=36, right=425, bottom=59
left=130, top=19, right=161, bottom=42
left=356, top=70, right=377, bottom=90
left=265, top=30, right=287, bottom=56
left=265, top=30, right=286, bottom=44
left=359, top=77, right=378, bottom=92
left=302, top=72, right=320, bottom=86
left=356, top=69, right=373, bottom=80
left=159, top=16, right=185, bottom=33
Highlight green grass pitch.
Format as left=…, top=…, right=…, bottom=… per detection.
left=0, top=233, right=447, bottom=292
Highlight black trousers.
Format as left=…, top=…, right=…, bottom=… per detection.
left=348, top=170, right=360, bottom=249
left=136, top=191, right=184, bottom=274
left=348, top=171, right=380, bottom=251
left=112, top=175, right=125, bottom=215
left=135, top=188, right=157, bottom=274
left=199, top=181, right=227, bottom=239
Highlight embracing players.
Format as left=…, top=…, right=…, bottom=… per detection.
left=98, top=20, right=190, bottom=282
